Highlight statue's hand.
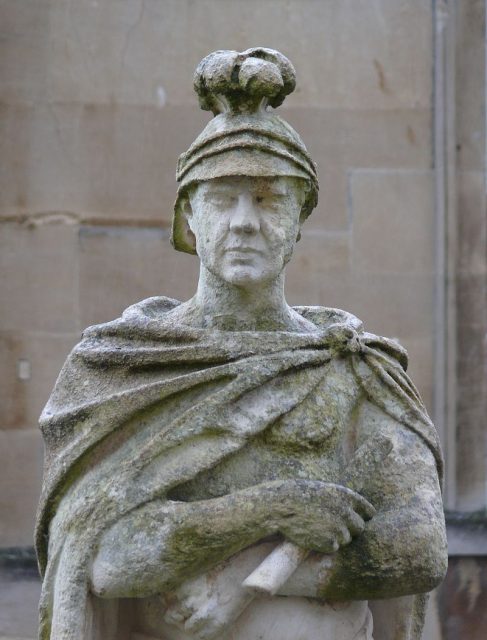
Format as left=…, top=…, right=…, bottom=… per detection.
left=162, top=546, right=265, bottom=640
left=274, top=481, right=375, bottom=554
left=163, top=572, right=238, bottom=640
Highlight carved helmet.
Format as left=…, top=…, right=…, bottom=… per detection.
left=172, top=48, right=319, bottom=255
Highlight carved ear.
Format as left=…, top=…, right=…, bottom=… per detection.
left=171, top=195, right=198, bottom=255
left=181, top=195, right=193, bottom=220
left=182, top=217, right=197, bottom=253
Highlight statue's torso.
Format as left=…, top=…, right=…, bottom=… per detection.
left=169, top=356, right=363, bottom=500
left=131, top=357, right=373, bottom=640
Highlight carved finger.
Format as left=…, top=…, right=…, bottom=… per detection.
left=336, top=526, right=352, bottom=546
left=351, top=493, right=376, bottom=520
left=343, top=509, right=366, bottom=537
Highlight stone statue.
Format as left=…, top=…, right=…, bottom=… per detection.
left=36, top=48, right=447, bottom=640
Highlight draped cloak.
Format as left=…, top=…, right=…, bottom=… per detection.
left=35, top=297, right=443, bottom=640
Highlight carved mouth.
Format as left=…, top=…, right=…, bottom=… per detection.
left=225, top=247, right=261, bottom=254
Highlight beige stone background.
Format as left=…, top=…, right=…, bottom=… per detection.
left=0, top=1, right=485, bottom=638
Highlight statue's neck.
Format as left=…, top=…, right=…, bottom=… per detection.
left=190, top=266, right=299, bottom=331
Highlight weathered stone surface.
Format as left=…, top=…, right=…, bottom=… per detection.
left=349, top=170, right=434, bottom=275
left=454, top=169, right=487, bottom=511
left=286, top=231, right=351, bottom=295
left=78, top=225, right=199, bottom=327
left=0, top=331, right=78, bottom=431
left=36, top=47, right=446, bottom=640
left=0, top=223, right=78, bottom=333
left=1, top=0, right=486, bottom=635
left=305, top=271, right=434, bottom=340
left=0, top=104, right=432, bottom=231
left=45, top=0, right=432, bottom=111
left=0, top=0, right=50, bottom=105
left=0, top=430, right=43, bottom=547
left=1, top=0, right=433, bottom=233
left=296, top=107, right=432, bottom=232
left=0, top=104, right=208, bottom=222
left=455, top=0, right=485, bottom=172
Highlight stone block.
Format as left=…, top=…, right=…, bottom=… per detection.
left=350, top=272, right=435, bottom=340
left=455, top=312, right=486, bottom=515
left=46, top=0, right=192, bottom=108
left=0, top=429, right=43, bottom=547
left=289, top=107, right=432, bottom=173
left=287, top=107, right=432, bottom=231
left=454, top=168, right=486, bottom=512
left=0, top=104, right=34, bottom=216
left=0, top=103, right=208, bottom=222
left=286, top=231, right=351, bottom=305
left=0, top=0, right=50, bottom=105
left=3, top=106, right=433, bottom=233
left=455, top=0, right=485, bottom=171
left=310, top=271, right=434, bottom=342
left=0, top=222, right=79, bottom=333
left=457, top=333, right=486, bottom=396
left=46, top=0, right=432, bottom=111
left=349, top=170, right=434, bottom=275
left=456, top=171, right=486, bottom=276
left=455, top=428, right=487, bottom=510
left=456, top=273, right=487, bottom=329
left=0, top=3, right=433, bottom=229
left=0, top=331, right=79, bottom=430
left=78, top=225, right=199, bottom=327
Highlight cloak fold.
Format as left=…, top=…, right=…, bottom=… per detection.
left=36, top=297, right=442, bottom=640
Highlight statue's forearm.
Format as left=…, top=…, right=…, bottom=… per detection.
left=90, top=483, right=283, bottom=598
left=281, top=506, right=447, bottom=601
left=324, top=516, right=446, bottom=600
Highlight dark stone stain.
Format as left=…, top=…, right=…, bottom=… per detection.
left=373, top=59, right=391, bottom=95
left=0, top=333, right=28, bottom=429
left=406, top=125, right=416, bottom=145
left=437, top=557, right=487, bottom=639
left=16, top=192, right=27, bottom=210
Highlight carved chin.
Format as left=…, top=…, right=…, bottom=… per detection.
left=223, top=266, right=267, bottom=286
left=222, top=259, right=285, bottom=286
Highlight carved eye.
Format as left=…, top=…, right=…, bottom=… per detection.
left=207, top=193, right=234, bottom=207
left=255, top=195, right=264, bottom=204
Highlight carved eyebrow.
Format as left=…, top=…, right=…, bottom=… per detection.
left=255, top=185, right=289, bottom=196
left=203, top=186, right=236, bottom=195
left=202, top=184, right=289, bottom=196
left=256, top=191, right=287, bottom=197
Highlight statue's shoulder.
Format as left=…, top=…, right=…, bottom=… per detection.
left=293, top=305, right=363, bottom=331
left=120, top=296, right=182, bottom=320
left=82, top=296, right=182, bottom=339
left=294, top=305, right=409, bottom=371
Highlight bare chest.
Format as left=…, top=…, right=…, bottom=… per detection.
left=170, top=359, right=363, bottom=500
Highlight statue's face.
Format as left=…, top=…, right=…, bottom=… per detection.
left=185, top=176, right=305, bottom=287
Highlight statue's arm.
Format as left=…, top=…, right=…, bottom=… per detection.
left=280, top=404, right=448, bottom=600
left=90, top=482, right=281, bottom=598
left=90, top=476, right=372, bottom=599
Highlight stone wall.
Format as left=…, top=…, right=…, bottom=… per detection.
left=0, top=1, right=485, bottom=638
left=454, top=0, right=487, bottom=512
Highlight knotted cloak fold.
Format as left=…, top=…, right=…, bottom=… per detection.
left=35, top=297, right=443, bottom=640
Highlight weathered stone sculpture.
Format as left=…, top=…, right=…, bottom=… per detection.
left=36, top=48, right=447, bottom=640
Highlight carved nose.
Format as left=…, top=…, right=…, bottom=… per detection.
left=230, top=196, right=260, bottom=234
left=239, top=220, right=258, bottom=234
